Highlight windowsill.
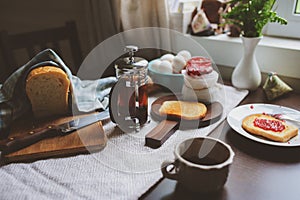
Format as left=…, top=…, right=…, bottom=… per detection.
left=187, top=34, right=300, bottom=79
left=193, top=34, right=300, bottom=51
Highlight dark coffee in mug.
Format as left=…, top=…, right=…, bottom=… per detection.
left=162, top=137, right=234, bottom=193
left=181, top=138, right=230, bottom=166
left=186, top=156, right=219, bottom=166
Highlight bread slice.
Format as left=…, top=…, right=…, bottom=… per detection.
left=26, top=66, right=70, bottom=118
left=242, top=114, right=298, bottom=142
left=159, top=100, right=207, bottom=120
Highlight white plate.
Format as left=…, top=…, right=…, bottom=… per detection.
left=227, top=104, right=300, bottom=147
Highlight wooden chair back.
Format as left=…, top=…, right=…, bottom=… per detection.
left=0, top=21, right=82, bottom=83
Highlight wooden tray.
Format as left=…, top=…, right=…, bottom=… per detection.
left=145, top=94, right=223, bottom=148
left=1, top=113, right=107, bottom=164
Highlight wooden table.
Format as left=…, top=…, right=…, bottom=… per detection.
left=141, top=87, right=300, bottom=200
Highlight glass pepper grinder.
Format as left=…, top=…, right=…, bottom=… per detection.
left=109, top=45, right=148, bottom=132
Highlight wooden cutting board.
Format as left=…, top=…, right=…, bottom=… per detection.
left=0, top=113, right=107, bottom=164
left=146, top=94, right=223, bottom=148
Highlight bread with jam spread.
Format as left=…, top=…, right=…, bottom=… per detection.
left=26, top=66, right=70, bottom=118
left=159, top=100, right=207, bottom=120
left=242, top=113, right=298, bottom=142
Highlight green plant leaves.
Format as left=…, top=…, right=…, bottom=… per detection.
left=223, top=0, right=287, bottom=37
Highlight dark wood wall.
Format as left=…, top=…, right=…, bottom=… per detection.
left=0, top=0, right=95, bottom=82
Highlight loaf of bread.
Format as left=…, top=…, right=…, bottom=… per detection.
left=26, top=66, right=70, bottom=118
left=159, top=100, right=207, bottom=120
left=242, top=114, right=298, bottom=142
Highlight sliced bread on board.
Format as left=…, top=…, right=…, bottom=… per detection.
left=26, top=66, right=70, bottom=118
left=159, top=100, right=207, bottom=121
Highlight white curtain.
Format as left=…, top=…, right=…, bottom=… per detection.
left=81, top=0, right=175, bottom=79
left=118, top=0, right=173, bottom=58
left=84, top=0, right=122, bottom=47
left=84, top=0, right=171, bottom=45
left=120, top=0, right=170, bottom=30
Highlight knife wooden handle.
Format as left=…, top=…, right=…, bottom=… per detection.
left=145, top=120, right=179, bottom=149
left=0, top=125, right=60, bottom=155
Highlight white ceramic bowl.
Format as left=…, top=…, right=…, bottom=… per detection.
left=148, top=59, right=184, bottom=93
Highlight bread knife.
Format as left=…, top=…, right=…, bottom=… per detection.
left=0, top=110, right=110, bottom=156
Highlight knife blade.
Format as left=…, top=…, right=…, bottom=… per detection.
left=0, top=110, right=110, bottom=156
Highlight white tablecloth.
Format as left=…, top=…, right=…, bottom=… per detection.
left=0, top=85, right=248, bottom=200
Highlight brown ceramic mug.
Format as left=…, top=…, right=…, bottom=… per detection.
left=162, top=137, right=234, bottom=193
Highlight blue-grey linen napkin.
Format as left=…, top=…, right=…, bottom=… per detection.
left=0, top=49, right=116, bottom=137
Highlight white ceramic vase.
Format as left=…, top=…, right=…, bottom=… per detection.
left=231, top=36, right=262, bottom=90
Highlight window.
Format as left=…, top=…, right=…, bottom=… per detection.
left=168, top=0, right=300, bottom=39
left=264, top=0, right=300, bottom=39
left=295, top=0, right=300, bottom=14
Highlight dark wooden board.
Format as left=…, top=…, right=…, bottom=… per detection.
left=0, top=113, right=107, bottom=164
left=151, top=94, right=223, bottom=125
left=146, top=95, right=223, bottom=148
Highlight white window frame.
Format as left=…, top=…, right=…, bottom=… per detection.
left=264, top=0, right=300, bottom=39
left=167, top=0, right=300, bottom=80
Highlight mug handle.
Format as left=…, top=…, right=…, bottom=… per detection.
left=161, top=160, right=179, bottom=180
